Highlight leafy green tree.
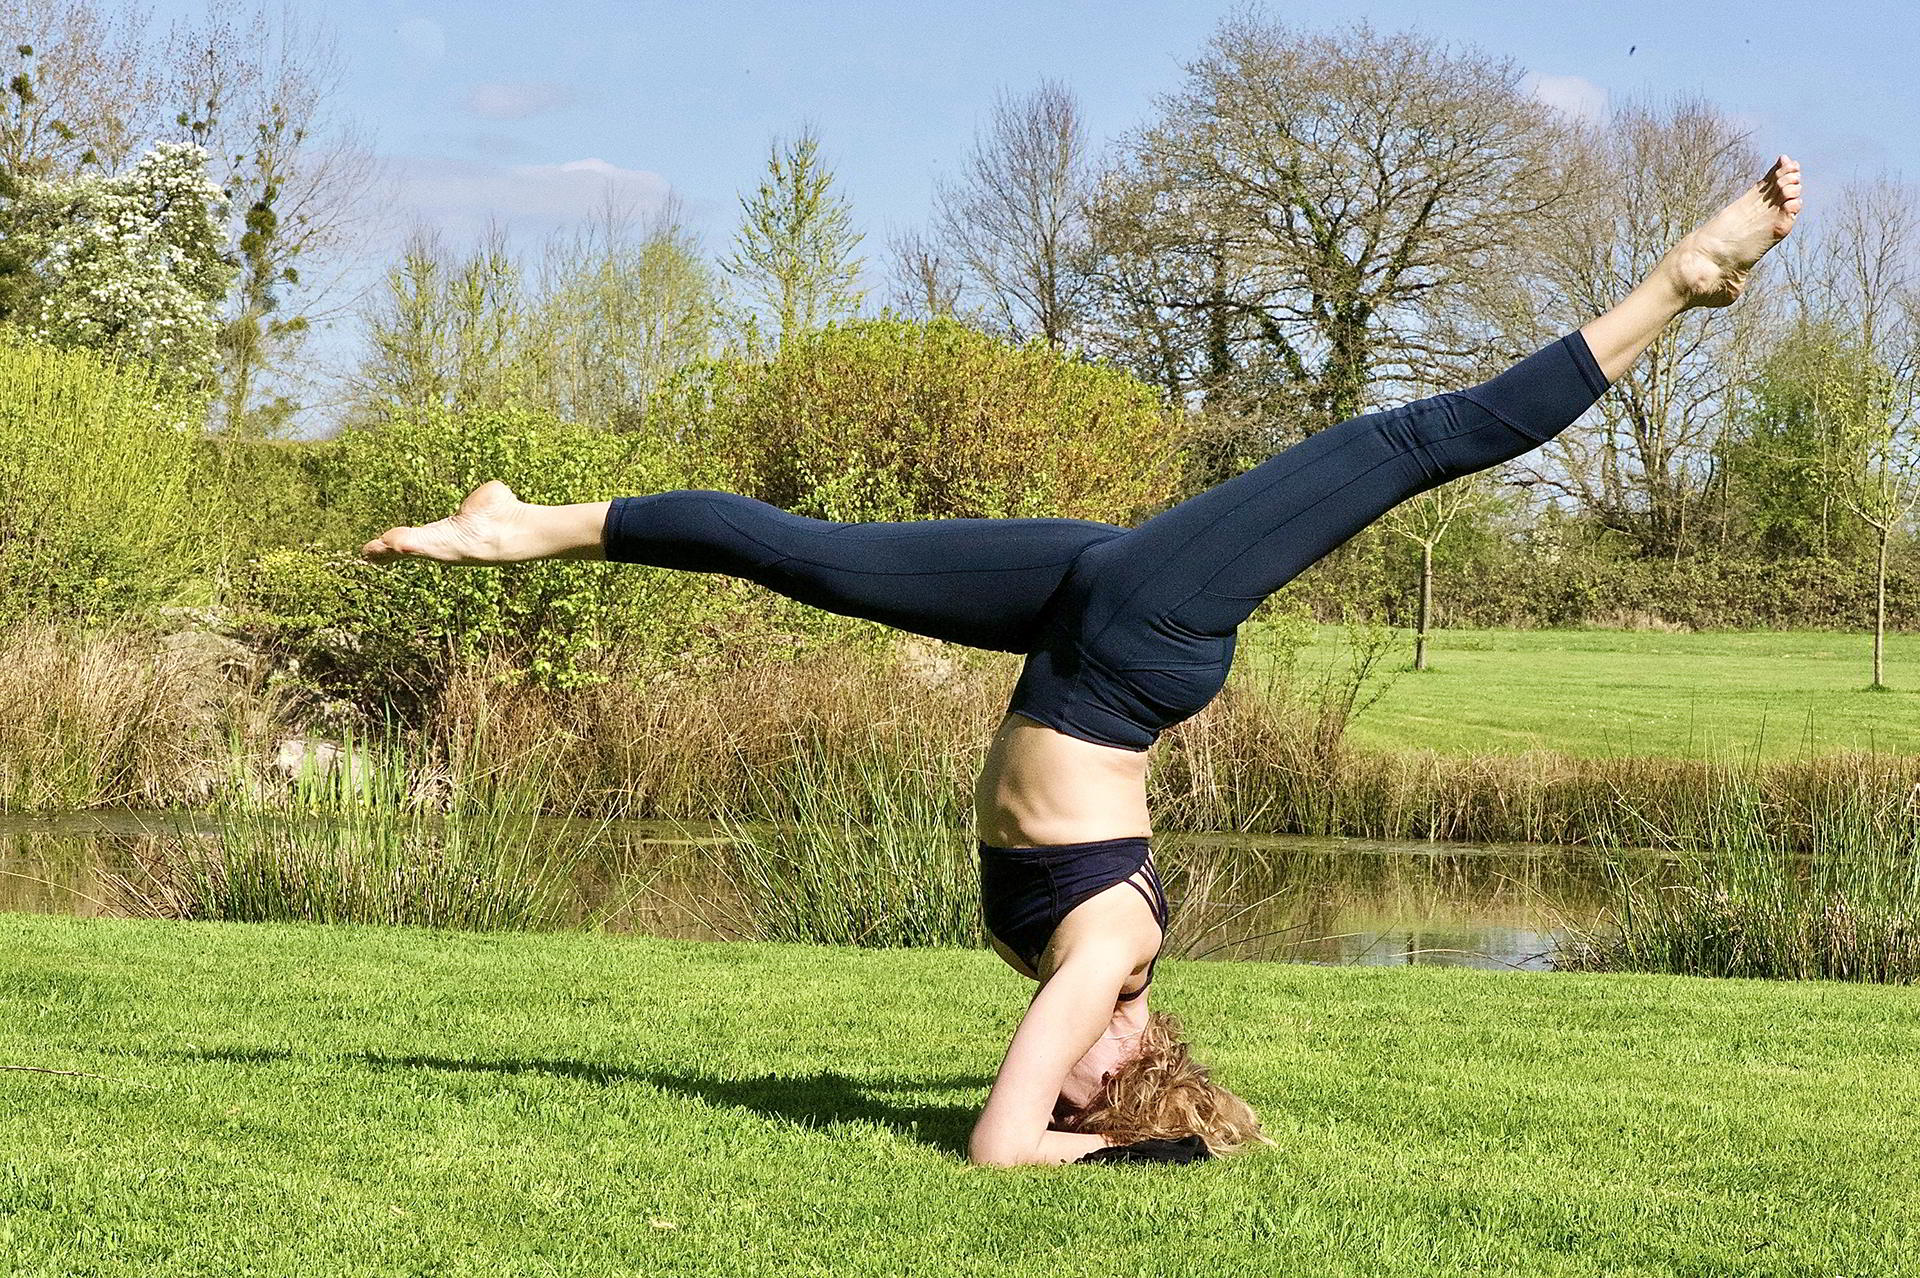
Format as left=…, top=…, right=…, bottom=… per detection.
left=721, top=127, right=864, bottom=348
left=525, top=197, right=720, bottom=431
left=352, top=226, right=529, bottom=422
left=1718, top=329, right=1873, bottom=560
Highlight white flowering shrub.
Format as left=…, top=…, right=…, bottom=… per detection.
left=3, top=142, right=234, bottom=391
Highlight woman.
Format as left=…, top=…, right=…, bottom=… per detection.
left=364, top=157, right=1803, bottom=1167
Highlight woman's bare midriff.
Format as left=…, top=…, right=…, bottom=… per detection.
left=973, top=713, right=1153, bottom=848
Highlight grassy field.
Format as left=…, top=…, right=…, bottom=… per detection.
left=1264, top=625, right=1920, bottom=759
left=4, top=916, right=1918, bottom=1276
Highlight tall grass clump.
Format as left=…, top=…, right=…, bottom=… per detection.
left=0, top=333, right=207, bottom=621
left=0, top=620, right=290, bottom=810
left=686, top=735, right=980, bottom=948
left=1556, top=776, right=1920, bottom=981
left=101, top=740, right=615, bottom=930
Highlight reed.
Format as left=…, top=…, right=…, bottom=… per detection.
left=679, top=733, right=981, bottom=948
left=1553, top=770, right=1920, bottom=982
left=20, top=617, right=1920, bottom=871
left=99, top=739, right=619, bottom=931
left=0, top=620, right=292, bottom=810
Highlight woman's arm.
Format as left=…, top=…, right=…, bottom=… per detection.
left=967, top=940, right=1136, bottom=1166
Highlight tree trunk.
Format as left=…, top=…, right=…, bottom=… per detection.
left=1874, top=525, right=1890, bottom=689
left=1415, top=540, right=1433, bottom=671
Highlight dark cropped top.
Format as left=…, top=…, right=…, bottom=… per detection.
left=977, top=836, right=1169, bottom=1001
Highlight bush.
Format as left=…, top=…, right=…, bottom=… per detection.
left=1289, top=524, right=1920, bottom=632
left=656, top=317, right=1178, bottom=523
left=0, top=331, right=207, bottom=621
left=228, top=403, right=711, bottom=711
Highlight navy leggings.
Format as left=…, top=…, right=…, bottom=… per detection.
left=605, top=332, right=1610, bottom=750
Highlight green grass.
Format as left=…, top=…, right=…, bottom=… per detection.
left=4, top=916, right=1918, bottom=1276
left=1254, top=625, right=1920, bottom=758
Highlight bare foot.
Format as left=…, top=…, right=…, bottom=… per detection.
left=361, top=480, right=531, bottom=564
left=1665, top=155, right=1804, bottom=308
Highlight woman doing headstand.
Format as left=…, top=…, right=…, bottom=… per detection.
left=364, top=157, right=1804, bottom=1166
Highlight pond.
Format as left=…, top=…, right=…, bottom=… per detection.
left=0, top=811, right=1660, bottom=970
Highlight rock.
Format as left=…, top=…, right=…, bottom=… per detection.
left=896, top=635, right=965, bottom=689
left=158, top=628, right=264, bottom=680
left=272, top=736, right=371, bottom=788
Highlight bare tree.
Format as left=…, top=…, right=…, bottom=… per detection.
left=1086, top=16, right=1574, bottom=445
left=1381, top=476, right=1499, bottom=670
left=1514, top=96, right=1767, bottom=559
left=933, top=79, right=1091, bottom=345
left=165, top=2, right=382, bottom=435
left=1782, top=177, right=1920, bottom=687
left=883, top=226, right=961, bottom=321
left=0, top=0, right=162, bottom=176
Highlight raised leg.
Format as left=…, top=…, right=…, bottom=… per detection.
left=364, top=485, right=1123, bottom=654
left=1072, top=155, right=1804, bottom=645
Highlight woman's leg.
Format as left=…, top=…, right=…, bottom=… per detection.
left=1071, top=155, right=1804, bottom=648
left=363, top=484, right=1123, bottom=654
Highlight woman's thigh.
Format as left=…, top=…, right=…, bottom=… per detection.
left=605, top=491, right=1125, bottom=652
left=1068, top=393, right=1507, bottom=649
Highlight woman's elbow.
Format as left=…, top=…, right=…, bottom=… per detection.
left=967, top=1130, right=1034, bottom=1167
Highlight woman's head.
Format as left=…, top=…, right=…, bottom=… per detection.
left=1054, top=1011, right=1268, bottom=1155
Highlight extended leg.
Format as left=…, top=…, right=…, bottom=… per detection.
left=1071, top=155, right=1805, bottom=647
left=364, top=485, right=1122, bottom=654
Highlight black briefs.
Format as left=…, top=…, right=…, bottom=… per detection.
left=603, top=331, right=1611, bottom=749
left=976, top=837, right=1169, bottom=1000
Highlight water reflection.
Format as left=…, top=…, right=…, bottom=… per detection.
left=0, top=813, right=1649, bottom=969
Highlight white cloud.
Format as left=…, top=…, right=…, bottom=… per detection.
left=463, top=82, right=577, bottom=121
left=1523, top=72, right=1609, bottom=127
left=396, top=17, right=445, bottom=63
left=391, top=154, right=674, bottom=237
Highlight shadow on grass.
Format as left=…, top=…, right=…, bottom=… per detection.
left=162, top=1046, right=986, bottom=1155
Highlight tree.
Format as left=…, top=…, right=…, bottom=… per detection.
left=0, top=141, right=234, bottom=392
left=1811, top=333, right=1916, bottom=689
left=1777, top=178, right=1920, bottom=688
left=525, top=194, right=719, bottom=431
left=1514, top=96, right=1767, bottom=559
left=0, top=3, right=163, bottom=178
left=353, top=225, right=528, bottom=421
left=1085, top=16, right=1573, bottom=453
left=1381, top=476, right=1499, bottom=670
left=932, top=79, right=1091, bottom=345
left=721, top=126, right=863, bottom=349
left=883, top=226, right=961, bottom=321
left=0, top=0, right=379, bottom=435
left=1718, top=330, right=1873, bottom=559
left=163, top=1, right=381, bottom=436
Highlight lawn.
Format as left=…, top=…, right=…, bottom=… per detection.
left=1255, top=625, right=1920, bottom=758
left=3, top=915, right=1917, bottom=1276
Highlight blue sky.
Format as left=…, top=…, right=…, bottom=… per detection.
left=143, top=0, right=1920, bottom=394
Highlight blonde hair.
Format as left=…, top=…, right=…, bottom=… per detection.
left=1056, top=1011, right=1271, bottom=1155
